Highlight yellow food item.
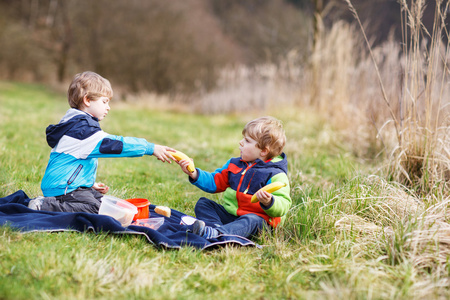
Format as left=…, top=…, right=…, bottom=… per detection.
left=171, top=150, right=195, bottom=173
left=155, top=206, right=171, bottom=218
left=251, top=182, right=287, bottom=203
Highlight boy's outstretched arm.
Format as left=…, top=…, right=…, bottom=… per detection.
left=153, top=145, right=176, bottom=163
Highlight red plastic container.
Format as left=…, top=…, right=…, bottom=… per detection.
left=125, top=198, right=150, bottom=220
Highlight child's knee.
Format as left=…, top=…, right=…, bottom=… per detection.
left=194, top=197, right=212, bottom=209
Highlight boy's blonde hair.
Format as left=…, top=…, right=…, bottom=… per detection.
left=242, top=116, right=286, bottom=160
left=67, top=71, right=113, bottom=109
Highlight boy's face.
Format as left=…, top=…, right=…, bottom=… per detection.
left=239, top=134, right=265, bottom=163
left=84, top=96, right=110, bottom=121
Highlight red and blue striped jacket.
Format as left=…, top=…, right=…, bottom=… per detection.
left=190, top=153, right=291, bottom=227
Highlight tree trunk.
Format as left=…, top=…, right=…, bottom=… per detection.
left=57, top=1, right=71, bottom=83
left=311, top=0, right=324, bottom=106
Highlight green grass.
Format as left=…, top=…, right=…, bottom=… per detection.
left=1, top=82, right=449, bottom=299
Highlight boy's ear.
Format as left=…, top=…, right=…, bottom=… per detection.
left=82, top=95, right=90, bottom=107
left=260, top=147, right=270, bottom=157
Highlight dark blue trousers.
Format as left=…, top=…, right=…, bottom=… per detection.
left=194, top=197, right=269, bottom=238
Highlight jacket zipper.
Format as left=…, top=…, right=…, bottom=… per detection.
left=236, top=162, right=256, bottom=196
left=65, top=164, right=83, bottom=195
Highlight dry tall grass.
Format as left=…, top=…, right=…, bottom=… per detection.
left=331, top=2, right=450, bottom=289
left=384, top=0, right=450, bottom=196
left=312, top=0, right=450, bottom=196
left=331, top=175, right=450, bottom=294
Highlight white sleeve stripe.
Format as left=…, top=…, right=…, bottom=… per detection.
left=52, top=131, right=109, bottom=159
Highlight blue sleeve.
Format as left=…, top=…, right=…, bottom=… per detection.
left=88, top=134, right=154, bottom=158
left=189, top=159, right=231, bottom=193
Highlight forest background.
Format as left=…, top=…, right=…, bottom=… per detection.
left=0, top=0, right=441, bottom=95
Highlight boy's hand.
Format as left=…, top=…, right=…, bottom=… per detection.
left=255, top=190, right=273, bottom=207
left=177, top=159, right=198, bottom=180
left=153, top=145, right=176, bottom=163
left=93, top=182, right=109, bottom=194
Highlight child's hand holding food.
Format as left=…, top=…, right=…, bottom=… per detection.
left=170, top=150, right=197, bottom=179
left=177, top=158, right=198, bottom=180
left=253, top=190, right=273, bottom=206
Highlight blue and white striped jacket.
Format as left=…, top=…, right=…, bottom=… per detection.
left=41, top=108, right=155, bottom=197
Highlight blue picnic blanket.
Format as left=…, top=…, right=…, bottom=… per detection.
left=0, top=190, right=257, bottom=250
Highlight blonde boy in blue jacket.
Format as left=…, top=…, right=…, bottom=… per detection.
left=29, top=71, right=175, bottom=213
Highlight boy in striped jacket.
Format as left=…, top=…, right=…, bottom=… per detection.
left=177, top=116, right=291, bottom=239
left=29, top=71, right=175, bottom=213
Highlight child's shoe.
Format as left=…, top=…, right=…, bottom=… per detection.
left=28, top=196, right=44, bottom=210
left=192, top=220, right=220, bottom=239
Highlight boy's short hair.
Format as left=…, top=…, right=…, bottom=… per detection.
left=242, top=116, right=286, bottom=160
left=67, top=71, right=113, bottom=109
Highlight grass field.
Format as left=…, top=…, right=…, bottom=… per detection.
left=1, top=82, right=449, bottom=299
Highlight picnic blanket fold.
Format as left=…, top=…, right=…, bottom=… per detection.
left=0, top=190, right=257, bottom=250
